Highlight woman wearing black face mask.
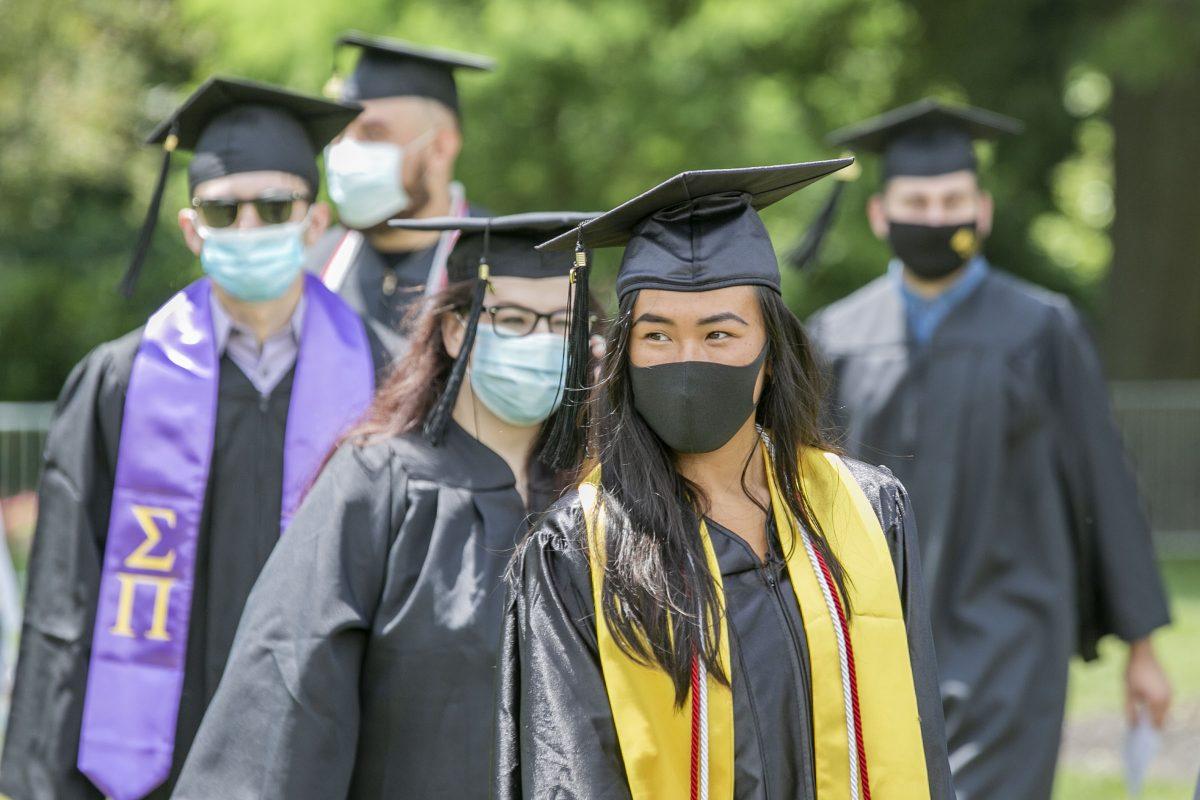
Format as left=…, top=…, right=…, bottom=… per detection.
left=173, top=212, right=599, bottom=800
left=494, top=165, right=953, bottom=800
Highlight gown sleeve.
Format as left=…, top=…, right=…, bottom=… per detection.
left=848, top=462, right=955, bottom=800
left=884, top=479, right=956, bottom=800
left=492, top=500, right=632, bottom=800
left=0, top=342, right=128, bottom=799
left=172, top=443, right=405, bottom=800
left=1046, top=305, right=1170, bottom=654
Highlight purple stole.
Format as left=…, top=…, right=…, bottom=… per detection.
left=76, top=274, right=375, bottom=800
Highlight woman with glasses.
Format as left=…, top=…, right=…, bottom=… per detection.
left=174, top=212, right=597, bottom=800
left=1, top=78, right=391, bottom=800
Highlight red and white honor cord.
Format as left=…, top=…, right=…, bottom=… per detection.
left=688, top=531, right=870, bottom=800
left=690, top=618, right=710, bottom=800
left=803, top=529, right=871, bottom=800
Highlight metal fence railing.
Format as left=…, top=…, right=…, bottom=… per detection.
left=1110, top=382, right=1200, bottom=554
left=0, top=385, right=1197, bottom=550
left=0, top=403, right=53, bottom=500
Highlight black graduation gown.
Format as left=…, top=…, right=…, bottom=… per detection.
left=0, top=323, right=390, bottom=800
left=307, top=225, right=432, bottom=336
left=493, top=458, right=955, bottom=800
left=808, top=269, right=1172, bottom=799
left=172, top=423, right=557, bottom=800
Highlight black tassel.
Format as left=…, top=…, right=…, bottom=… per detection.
left=785, top=180, right=846, bottom=272
left=119, top=128, right=178, bottom=298
left=541, top=233, right=592, bottom=471
left=424, top=247, right=489, bottom=446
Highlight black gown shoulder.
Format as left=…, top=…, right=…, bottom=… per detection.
left=514, top=459, right=910, bottom=615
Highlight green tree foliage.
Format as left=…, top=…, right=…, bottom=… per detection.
left=2, top=0, right=1197, bottom=398
left=0, top=0, right=202, bottom=399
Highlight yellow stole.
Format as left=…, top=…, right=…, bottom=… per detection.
left=580, top=444, right=931, bottom=799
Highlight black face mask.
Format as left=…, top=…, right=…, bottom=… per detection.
left=887, top=221, right=980, bottom=280
left=630, top=344, right=768, bottom=454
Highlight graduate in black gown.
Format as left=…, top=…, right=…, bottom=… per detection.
left=0, top=78, right=389, bottom=800
left=173, top=212, right=596, bottom=799
left=806, top=99, right=1173, bottom=799
left=308, top=31, right=494, bottom=335
left=494, top=164, right=954, bottom=800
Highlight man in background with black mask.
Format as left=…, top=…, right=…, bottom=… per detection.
left=808, top=98, right=1172, bottom=800
left=308, top=31, right=493, bottom=339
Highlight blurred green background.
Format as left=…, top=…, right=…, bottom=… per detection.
left=3, top=0, right=1200, bottom=400
left=1, top=1, right=1198, bottom=795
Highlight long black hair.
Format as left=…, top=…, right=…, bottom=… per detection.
left=589, top=285, right=849, bottom=706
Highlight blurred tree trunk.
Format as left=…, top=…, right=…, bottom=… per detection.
left=1104, top=76, right=1200, bottom=378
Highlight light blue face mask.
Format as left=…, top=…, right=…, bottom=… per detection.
left=469, top=325, right=567, bottom=428
left=325, top=132, right=432, bottom=229
left=198, top=216, right=308, bottom=302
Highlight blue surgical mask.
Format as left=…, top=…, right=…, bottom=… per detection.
left=325, top=133, right=432, bottom=229
left=469, top=326, right=567, bottom=428
left=198, top=216, right=308, bottom=302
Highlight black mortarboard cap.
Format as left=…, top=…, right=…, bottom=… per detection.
left=334, top=31, right=494, bottom=114
left=537, top=161, right=851, bottom=468
left=388, top=212, right=598, bottom=446
left=391, top=212, right=600, bottom=282
left=121, top=76, right=361, bottom=297
left=538, top=160, right=853, bottom=297
left=828, top=97, right=1023, bottom=179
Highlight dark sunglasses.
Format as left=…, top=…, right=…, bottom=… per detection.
left=192, top=191, right=310, bottom=229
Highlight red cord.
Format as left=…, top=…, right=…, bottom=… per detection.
left=813, top=545, right=871, bottom=800
left=690, top=654, right=702, bottom=800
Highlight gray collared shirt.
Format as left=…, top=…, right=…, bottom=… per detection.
left=210, top=289, right=306, bottom=397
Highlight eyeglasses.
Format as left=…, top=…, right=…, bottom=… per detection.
left=482, top=304, right=575, bottom=338
left=192, top=191, right=310, bottom=229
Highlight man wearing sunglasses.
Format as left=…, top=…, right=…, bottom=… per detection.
left=310, top=32, right=494, bottom=336
left=1, top=77, right=391, bottom=800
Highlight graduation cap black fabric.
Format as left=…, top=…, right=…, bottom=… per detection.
left=335, top=31, right=494, bottom=114
left=390, top=212, right=600, bottom=283
left=828, top=97, right=1023, bottom=179
left=537, top=161, right=852, bottom=468
left=121, top=77, right=361, bottom=297
left=539, top=160, right=853, bottom=298
left=388, top=212, right=598, bottom=446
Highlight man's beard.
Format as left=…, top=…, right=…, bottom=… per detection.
left=366, top=161, right=433, bottom=234
left=392, top=160, right=433, bottom=220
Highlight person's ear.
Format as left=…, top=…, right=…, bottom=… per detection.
left=305, top=202, right=331, bottom=246
left=441, top=311, right=466, bottom=359
left=178, top=208, right=203, bottom=256
left=977, top=191, right=994, bottom=238
left=424, top=126, right=462, bottom=183
left=867, top=194, right=890, bottom=240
